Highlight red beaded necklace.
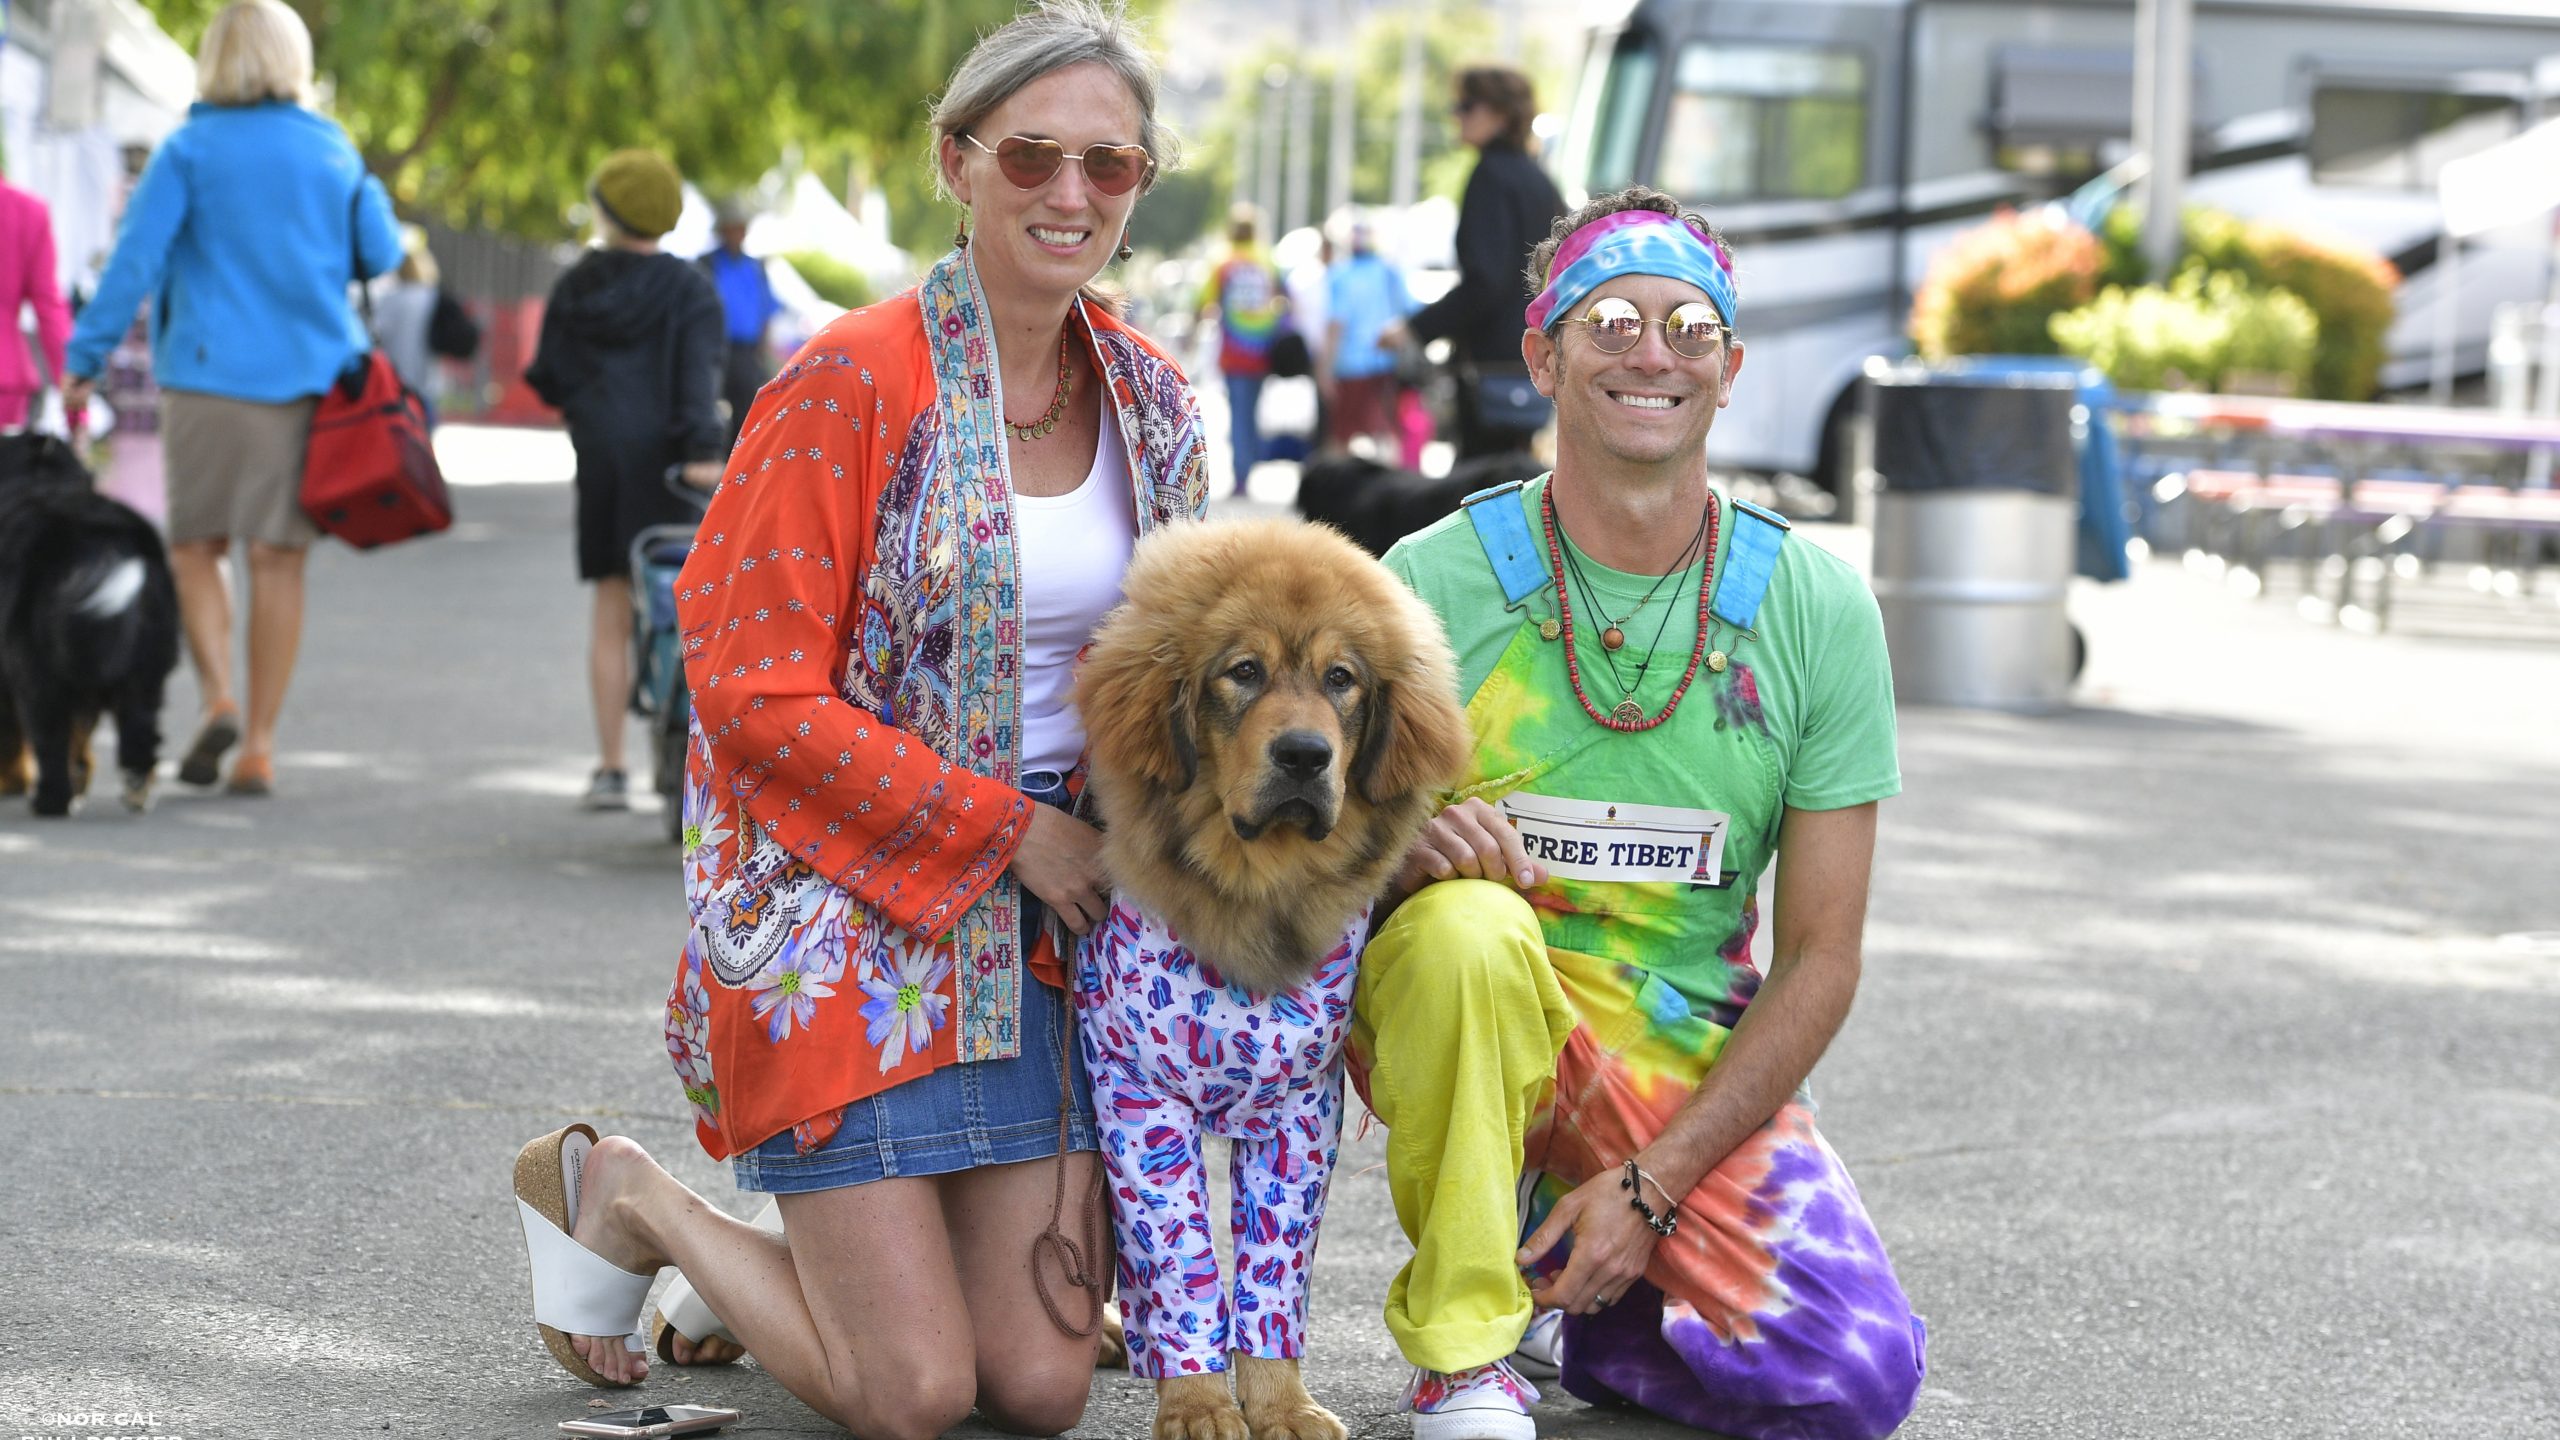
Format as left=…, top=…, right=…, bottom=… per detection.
left=1543, top=482, right=1720, bottom=732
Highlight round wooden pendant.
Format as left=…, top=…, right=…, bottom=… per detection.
left=1610, top=698, right=1646, bottom=727
left=1601, top=626, right=1625, bottom=651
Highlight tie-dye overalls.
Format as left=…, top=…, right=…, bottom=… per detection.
left=1350, top=483, right=1925, bottom=1440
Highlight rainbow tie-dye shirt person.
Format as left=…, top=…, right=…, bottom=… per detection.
left=1198, top=247, right=1285, bottom=379
left=1347, top=476, right=1926, bottom=1440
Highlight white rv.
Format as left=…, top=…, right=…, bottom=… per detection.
left=1550, top=0, right=2560, bottom=493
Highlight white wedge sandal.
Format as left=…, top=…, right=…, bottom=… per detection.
left=513, top=1123, right=657, bottom=1387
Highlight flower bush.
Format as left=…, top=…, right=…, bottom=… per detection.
left=2106, top=208, right=2398, bottom=399
left=2049, top=269, right=2317, bottom=394
left=1909, top=209, right=2107, bottom=361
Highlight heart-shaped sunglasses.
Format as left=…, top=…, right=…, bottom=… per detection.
left=960, top=134, right=1155, bottom=197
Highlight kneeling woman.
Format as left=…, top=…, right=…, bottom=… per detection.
left=506, top=4, right=1205, bottom=1434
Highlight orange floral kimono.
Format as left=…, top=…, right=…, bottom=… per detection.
left=665, top=252, right=1206, bottom=1160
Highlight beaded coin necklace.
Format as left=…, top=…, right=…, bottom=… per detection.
left=1543, top=482, right=1721, bottom=732
left=1007, top=328, right=1076, bottom=442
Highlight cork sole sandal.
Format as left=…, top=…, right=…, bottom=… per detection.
left=512, top=1123, right=657, bottom=1388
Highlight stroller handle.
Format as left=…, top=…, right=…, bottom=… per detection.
left=664, top=462, right=719, bottom=513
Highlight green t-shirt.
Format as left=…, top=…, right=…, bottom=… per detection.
left=1382, top=475, right=1901, bottom=813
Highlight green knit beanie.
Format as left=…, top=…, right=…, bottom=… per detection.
left=589, top=149, right=683, bottom=238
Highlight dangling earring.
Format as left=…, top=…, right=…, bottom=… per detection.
left=1116, top=233, right=1134, bottom=261
left=954, top=217, right=970, bottom=250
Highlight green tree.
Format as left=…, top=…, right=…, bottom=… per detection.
left=137, top=0, right=1040, bottom=235
left=1166, top=4, right=1569, bottom=247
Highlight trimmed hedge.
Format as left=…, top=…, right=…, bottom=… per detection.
left=2049, top=270, right=2317, bottom=395
left=781, top=250, right=871, bottom=313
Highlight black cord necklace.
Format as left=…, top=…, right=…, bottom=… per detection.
left=1554, top=497, right=1710, bottom=653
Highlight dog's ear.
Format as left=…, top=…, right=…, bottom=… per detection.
left=1352, top=667, right=1473, bottom=806
left=1073, top=608, right=1199, bottom=794
left=1166, top=675, right=1199, bottom=793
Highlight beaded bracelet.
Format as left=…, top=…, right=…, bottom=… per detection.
left=1620, top=1158, right=1678, bottom=1238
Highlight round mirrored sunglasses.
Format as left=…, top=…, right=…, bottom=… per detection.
left=961, top=134, right=1155, bottom=197
left=1561, top=297, right=1731, bottom=358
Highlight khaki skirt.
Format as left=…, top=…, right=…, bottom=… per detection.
left=160, top=389, right=322, bottom=548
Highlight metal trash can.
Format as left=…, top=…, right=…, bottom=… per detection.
left=1863, top=358, right=2079, bottom=712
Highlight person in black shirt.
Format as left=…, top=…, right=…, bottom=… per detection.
left=526, top=150, right=725, bottom=812
left=1389, top=65, right=1568, bottom=461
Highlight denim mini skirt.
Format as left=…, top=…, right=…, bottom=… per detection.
left=729, top=773, right=1098, bottom=1194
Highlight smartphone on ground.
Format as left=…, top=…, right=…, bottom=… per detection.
left=558, top=1404, right=743, bottom=1437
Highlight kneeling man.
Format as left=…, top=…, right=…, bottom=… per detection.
left=1355, top=185, right=1926, bottom=1440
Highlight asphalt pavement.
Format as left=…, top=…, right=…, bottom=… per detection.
left=2, top=432, right=2556, bottom=1440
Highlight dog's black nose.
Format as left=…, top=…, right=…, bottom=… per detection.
left=1269, top=730, right=1334, bottom=778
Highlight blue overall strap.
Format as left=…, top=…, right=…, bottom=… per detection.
left=1461, top=480, right=1554, bottom=608
left=1711, top=498, right=1790, bottom=632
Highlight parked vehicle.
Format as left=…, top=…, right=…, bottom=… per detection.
left=1553, top=0, right=2560, bottom=495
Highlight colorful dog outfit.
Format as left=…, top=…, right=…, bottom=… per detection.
left=1074, top=898, right=1367, bottom=1377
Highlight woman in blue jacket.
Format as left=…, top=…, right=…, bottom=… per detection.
left=62, top=0, right=401, bottom=797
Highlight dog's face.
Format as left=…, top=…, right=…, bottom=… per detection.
left=1184, top=616, right=1375, bottom=845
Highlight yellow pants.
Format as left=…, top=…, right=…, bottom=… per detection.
left=1348, top=880, right=1575, bottom=1372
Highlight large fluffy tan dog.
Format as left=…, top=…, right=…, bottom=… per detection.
left=1079, top=517, right=1471, bottom=993
left=1075, top=517, right=1471, bottom=1440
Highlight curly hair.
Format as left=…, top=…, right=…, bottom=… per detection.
left=1523, top=185, right=1735, bottom=326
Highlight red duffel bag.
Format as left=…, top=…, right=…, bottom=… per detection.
left=302, top=347, right=451, bottom=548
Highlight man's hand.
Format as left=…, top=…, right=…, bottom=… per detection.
left=678, top=460, right=723, bottom=491
left=1011, top=802, right=1110, bottom=935
left=1377, top=320, right=1411, bottom=352
left=1517, top=1168, right=1661, bottom=1317
left=60, top=375, right=95, bottom=422
left=1392, top=796, right=1545, bottom=897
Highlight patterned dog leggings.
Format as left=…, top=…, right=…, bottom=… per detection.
left=1076, top=901, right=1361, bottom=1379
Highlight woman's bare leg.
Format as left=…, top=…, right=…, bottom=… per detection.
left=942, top=1152, right=1111, bottom=1436
left=167, top=539, right=236, bottom=716
left=240, top=542, right=307, bottom=759
left=589, top=578, right=632, bottom=773
left=562, top=1136, right=978, bottom=1439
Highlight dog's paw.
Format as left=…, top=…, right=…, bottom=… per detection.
left=1154, top=1373, right=1248, bottom=1440
left=1234, top=1356, right=1346, bottom=1440
left=120, top=771, right=154, bottom=814
left=1096, top=1302, right=1128, bottom=1369
left=1243, top=1399, right=1346, bottom=1440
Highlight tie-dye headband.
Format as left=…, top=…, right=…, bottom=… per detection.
left=1523, top=210, right=1739, bottom=336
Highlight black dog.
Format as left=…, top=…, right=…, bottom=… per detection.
left=1294, top=449, right=1544, bottom=558
left=0, top=433, right=180, bottom=816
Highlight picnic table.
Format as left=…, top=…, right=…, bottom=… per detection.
left=2115, top=392, right=2560, bottom=630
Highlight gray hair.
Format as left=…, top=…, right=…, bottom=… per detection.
left=929, top=0, right=1182, bottom=200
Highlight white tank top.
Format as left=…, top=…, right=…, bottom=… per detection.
left=1016, top=395, right=1136, bottom=776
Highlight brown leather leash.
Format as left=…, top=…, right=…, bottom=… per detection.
left=1030, top=925, right=1107, bottom=1339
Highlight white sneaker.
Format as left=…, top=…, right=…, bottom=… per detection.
left=1508, top=1308, right=1564, bottom=1380
left=1404, top=1357, right=1539, bottom=1440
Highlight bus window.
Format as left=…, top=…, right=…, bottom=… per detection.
left=1572, top=30, right=1659, bottom=195
left=1657, top=44, right=1865, bottom=202
left=2309, top=83, right=2520, bottom=189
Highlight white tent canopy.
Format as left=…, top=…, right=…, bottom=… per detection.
left=2440, top=115, right=2560, bottom=240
